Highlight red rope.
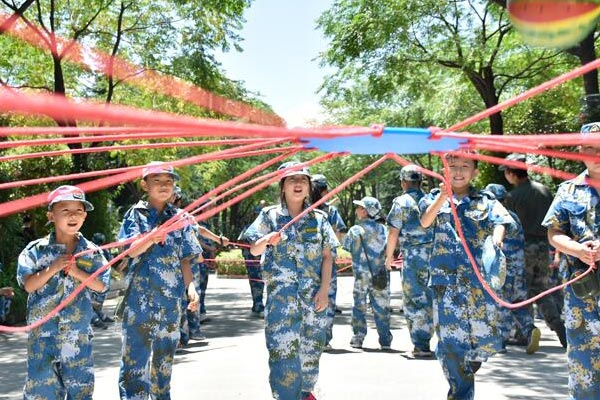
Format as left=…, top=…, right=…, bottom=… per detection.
left=0, top=138, right=270, bottom=163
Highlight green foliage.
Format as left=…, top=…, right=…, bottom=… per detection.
left=215, top=248, right=247, bottom=276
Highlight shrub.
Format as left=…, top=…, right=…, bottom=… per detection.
left=216, top=248, right=247, bottom=276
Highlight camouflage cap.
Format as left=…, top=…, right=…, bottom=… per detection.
left=400, top=164, right=423, bottom=181
left=352, top=196, right=382, bottom=218
left=278, top=161, right=311, bottom=178
left=498, top=153, right=527, bottom=171
left=484, top=183, right=507, bottom=201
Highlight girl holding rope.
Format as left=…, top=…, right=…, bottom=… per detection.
left=242, top=161, right=339, bottom=400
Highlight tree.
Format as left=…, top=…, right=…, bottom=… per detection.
left=318, top=0, right=568, bottom=135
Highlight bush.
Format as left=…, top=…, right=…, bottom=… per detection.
left=216, top=248, right=248, bottom=276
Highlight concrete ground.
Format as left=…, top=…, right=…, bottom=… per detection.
left=0, top=273, right=569, bottom=399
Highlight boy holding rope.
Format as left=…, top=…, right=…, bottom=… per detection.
left=117, top=161, right=202, bottom=400
left=17, top=185, right=110, bottom=399
left=420, top=153, right=513, bottom=400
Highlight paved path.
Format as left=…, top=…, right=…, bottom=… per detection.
left=0, top=273, right=569, bottom=399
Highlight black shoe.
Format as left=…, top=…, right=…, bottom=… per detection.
left=552, top=322, right=567, bottom=349
left=92, top=319, right=107, bottom=330
left=469, top=361, right=482, bottom=374
left=335, top=308, right=343, bottom=315
left=102, top=315, right=115, bottom=323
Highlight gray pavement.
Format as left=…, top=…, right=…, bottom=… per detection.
left=0, top=273, right=569, bottom=399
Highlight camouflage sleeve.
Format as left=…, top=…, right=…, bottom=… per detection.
left=118, top=208, right=141, bottom=244
left=342, top=227, right=355, bottom=252
left=179, top=223, right=203, bottom=261
left=489, top=198, right=515, bottom=226
left=241, top=209, right=273, bottom=243
left=328, top=205, right=347, bottom=233
left=386, top=199, right=403, bottom=230
left=321, top=218, right=341, bottom=250
left=418, top=191, right=435, bottom=215
left=16, top=245, right=36, bottom=288
left=541, top=185, right=571, bottom=233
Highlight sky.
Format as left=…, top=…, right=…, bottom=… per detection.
left=217, top=0, right=333, bottom=127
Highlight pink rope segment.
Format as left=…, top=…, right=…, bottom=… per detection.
left=0, top=138, right=271, bottom=163
left=0, top=11, right=285, bottom=127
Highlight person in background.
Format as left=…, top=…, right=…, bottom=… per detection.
left=243, top=161, right=339, bottom=400
left=385, top=164, right=434, bottom=358
left=238, top=200, right=268, bottom=317
left=484, top=183, right=541, bottom=355
left=344, top=196, right=392, bottom=350
left=500, top=153, right=567, bottom=348
left=310, top=173, right=347, bottom=351
left=90, top=232, right=114, bottom=329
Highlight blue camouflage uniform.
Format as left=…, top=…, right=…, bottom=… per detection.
left=197, top=220, right=213, bottom=317
left=386, top=188, right=433, bottom=353
left=542, top=171, right=600, bottom=400
left=17, top=232, right=110, bottom=400
left=419, top=187, right=514, bottom=400
left=242, top=204, right=340, bottom=400
left=118, top=201, right=202, bottom=400
left=180, top=222, right=204, bottom=344
left=320, top=203, right=347, bottom=346
left=343, top=218, right=392, bottom=347
left=495, top=209, right=536, bottom=344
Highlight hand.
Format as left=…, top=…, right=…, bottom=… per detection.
left=187, top=284, right=199, bottom=312
left=150, top=228, right=166, bottom=245
left=266, top=232, right=281, bottom=246
left=576, top=240, right=599, bottom=266
left=51, top=255, right=73, bottom=275
left=0, top=287, right=14, bottom=298
left=220, top=236, right=230, bottom=247
left=385, top=257, right=393, bottom=271
left=438, top=182, right=449, bottom=200
left=314, top=287, right=328, bottom=312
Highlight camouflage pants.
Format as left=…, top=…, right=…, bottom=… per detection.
left=325, top=266, right=337, bottom=345
left=498, top=250, right=535, bottom=341
left=243, top=251, right=265, bottom=313
left=524, top=239, right=563, bottom=328
left=351, top=271, right=392, bottom=346
left=433, top=281, right=502, bottom=400
left=198, top=263, right=209, bottom=315
left=402, top=246, right=433, bottom=350
left=119, top=301, right=181, bottom=400
left=24, top=331, right=94, bottom=400
left=563, top=286, right=600, bottom=399
left=265, top=280, right=327, bottom=400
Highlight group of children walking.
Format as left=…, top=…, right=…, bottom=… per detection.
left=13, top=120, right=600, bottom=399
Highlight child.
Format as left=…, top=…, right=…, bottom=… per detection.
left=310, top=174, right=347, bottom=350
left=17, top=185, right=110, bottom=399
left=117, top=161, right=202, bottom=399
left=385, top=164, right=434, bottom=358
left=242, top=161, right=339, bottom=400
left=419, top=153, right=513, bottom=400
left=542, top=121, right=600, bottom=399
left=343, top=196, right=392, bottom=350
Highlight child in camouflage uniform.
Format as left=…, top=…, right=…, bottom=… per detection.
left=386, top=164, right=434, bottom=358
left=343, top=196, right=392, bottom=350
left=310, top=174, right=347, bottom=350
left=17, top=185, right=110, bottom=399
left=117, top=162, right=202, bottom=400
left=542, top=121, right=600, bottom=400
left=420, top=154, right=514, bottom=400
left=243, top=162, right=339, bottom=400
